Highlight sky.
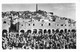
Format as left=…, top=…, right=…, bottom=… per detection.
left=2, top=3, right=76, bottom=20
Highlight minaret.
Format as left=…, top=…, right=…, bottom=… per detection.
left=36, top=4, right=38, bottom=12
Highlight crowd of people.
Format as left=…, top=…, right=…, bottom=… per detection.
left=2, top=29, right=76, bottom=49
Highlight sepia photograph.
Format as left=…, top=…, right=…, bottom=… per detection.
left=2, top=3, right=76, bottom=49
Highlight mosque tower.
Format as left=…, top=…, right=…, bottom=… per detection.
left=36, top=4, right=38, bottom=12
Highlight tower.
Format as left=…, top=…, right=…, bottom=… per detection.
left=36, top=4, right=38, bottom=12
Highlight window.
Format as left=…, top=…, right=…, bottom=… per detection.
left=41, top=24, right=43, bottom=26
left=29, top=24, right=30, bottom=26
left=57, top=24, right=59, bottom=26
left=38, top=20, right=40, bottom=21
left=53, top=19, right=55, bottom=22
left=21, top=24, right=23, bottom=26
left=61, top=24, right=63, bottom=26
left=3, top=21, right=6, bottom=24
left=33, top=24, right=35, bottom=26
left=49, top=23, right=51, bottom=26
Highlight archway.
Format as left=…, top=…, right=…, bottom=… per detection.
left=16, top=34, right=19, bottom=38
left=2, top=29, right=7, bottom=37
left=48, top=29, right=51, bottom=34
left=60, top=29, right=63, bottom=33
left=20, top=30, right=24, bottom=33
left=33, top=29, right=37, bottom=34
left=3, top=21, right=6, bottom=24
left=27, top=30, right=32, bottom=34
left=68, top=29, right=71, bottom=32
left=2, top=29, right=7, bottom=33
left=71, top=29, right=76, bottom=32
left=56, top=29, right=59, bottom=33
left=64, top=29, right=67, bottom=33
left=52, top=29, right=54, bottom=33
left=38, top=29, right=42, bottom=34
left=44, top=29, right=47, bottom=33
